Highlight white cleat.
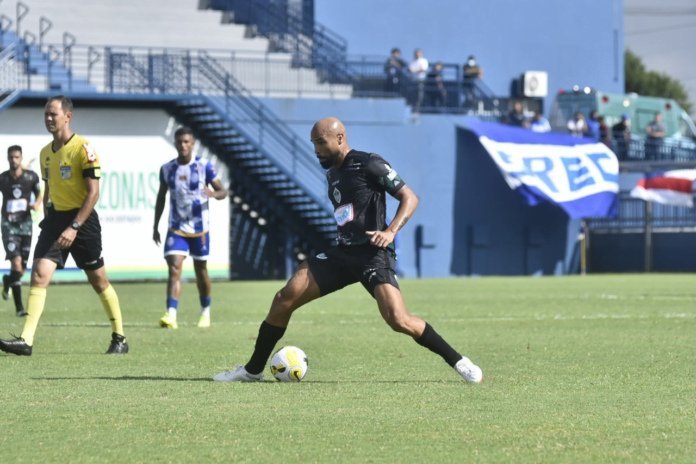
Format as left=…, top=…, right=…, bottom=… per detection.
left=455, top=357, right=483, bottom=383
left=213, top=365, right=264, bottom=382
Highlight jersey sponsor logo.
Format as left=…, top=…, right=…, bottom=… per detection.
left=7, top=199, right=27, bottom=213
left=334, top=203, right=354, bottom=226
left=316, top=253, right=328, bottom=259
left=60, top=166, right=72, bottom=179
left=44, top=167, right=50, bottom=180
left=333, top=187, right=341, bottom=203
left=179, top=176, right=188, bottom=181
left=83, top=143, right=97, bottom=163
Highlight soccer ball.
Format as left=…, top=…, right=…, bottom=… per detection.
left=269, top=346, right=308, bottom=382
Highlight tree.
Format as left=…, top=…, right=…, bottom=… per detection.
left=625, top=48, right=692, bottom=115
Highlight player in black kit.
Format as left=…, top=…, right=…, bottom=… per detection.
left=214, top=117, right=483, bottom=383
left=0, top=146, right=41, bottom=316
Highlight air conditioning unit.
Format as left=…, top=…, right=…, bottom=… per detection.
left=519, top=71, right=548, bottom=97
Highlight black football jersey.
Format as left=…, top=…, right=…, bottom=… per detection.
left=0, top=169, right=41, bottom=229
left=326, top=150, right=405, bottom=247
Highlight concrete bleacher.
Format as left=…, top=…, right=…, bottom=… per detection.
left=0, top=0, right=351, bottom=98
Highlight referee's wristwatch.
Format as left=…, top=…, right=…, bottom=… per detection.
left=70, top=221, right=81, bottom=231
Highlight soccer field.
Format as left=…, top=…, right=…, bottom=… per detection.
left=0, top=275, right=693, bottom=462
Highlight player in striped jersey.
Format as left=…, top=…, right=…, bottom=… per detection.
left=153, top=127, right=227, bottom=329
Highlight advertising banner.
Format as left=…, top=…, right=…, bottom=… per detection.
left=0, top=134, right=229, bottom=281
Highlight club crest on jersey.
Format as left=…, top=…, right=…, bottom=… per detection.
left=13, top=188, right=21, bottom=199
left=333, top=187, right=341, bottom=203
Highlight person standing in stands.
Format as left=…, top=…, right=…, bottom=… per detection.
left=0, top=145, right=42, bottom=317
left=0, top=95, right=128, bottom=356
left=586, top=111, right=600, bottom=140
left=567, top=112, right=587, bottom=137
left=384, top=48, right=407, bottom=94
left=507, top=101, right=526, bottom=127
left=529, top=112, right=551, bottom=133
left=598, top=116, right=611, bottom=148
left=408, top=49, right=429, bottom=113
left=612, top=114, right=631, bottom=159
left=426, top=62, right=447, bottom=110
left=645, top=112, right=667, bottom=160
left=462, top=55, right=483, bottom=109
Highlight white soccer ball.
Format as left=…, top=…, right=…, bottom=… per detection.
left=269, top=346, right=308, bottom=382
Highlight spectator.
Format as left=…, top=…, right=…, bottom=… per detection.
left=384, top=48, right=407, bottom=94
left=529, top=112, right=551, bottom=132
left=408, top=49, right=429, bottom=112
left=463, top=55, right=483, bottom=80
left=462, top=55, right=483, bottom=109
left=567, top=112, right=587, bottom=137
left=645, top=112, right=667, bottom=160
left=586, top=110, right=600, bottom=140
left=507, top=101, right=526, bottom=127
left=598, top=116, right=611, bottom=148
left=426, top=62, right=447, bottom=109
left=612, top=113, right=631, bottom=159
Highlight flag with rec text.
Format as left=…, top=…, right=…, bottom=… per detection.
left=461, top=119, right=619, bottom=218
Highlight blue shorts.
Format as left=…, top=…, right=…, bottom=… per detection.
left=164, top=231, right=210, bottom=261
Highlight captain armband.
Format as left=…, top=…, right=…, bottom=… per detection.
left=82, top=167, right=102, bottom=179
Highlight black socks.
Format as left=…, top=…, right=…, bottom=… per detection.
left=245, top=321, right=287, bottom=375
left=415, top=323, right=462, bottom=367
left=8, top=271, right=23, bottom=311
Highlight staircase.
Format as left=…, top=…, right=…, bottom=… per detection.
left=171, top=96, right=335, bottom=278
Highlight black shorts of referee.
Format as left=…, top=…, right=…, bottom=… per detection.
left=34, top=207, right=104, bottom=271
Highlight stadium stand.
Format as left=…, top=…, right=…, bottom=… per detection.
left=0, top=0, right=351, bottom=98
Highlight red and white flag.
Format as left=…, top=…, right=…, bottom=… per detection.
left=630, top=169, right=696, bottom=207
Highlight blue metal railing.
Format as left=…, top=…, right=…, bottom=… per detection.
left=587, top=192, right=696, bottom=230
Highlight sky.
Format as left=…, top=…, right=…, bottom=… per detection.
left=624, top=0, right=696, bottom=114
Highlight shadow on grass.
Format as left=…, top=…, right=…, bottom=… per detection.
left=33, top=376, right=213, bottom=382
left=33, top=376, right=463, bottom=384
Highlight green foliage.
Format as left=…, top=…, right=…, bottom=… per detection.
left=0, top=277, right=694, bottom=462
left=625, top=48, right=693, bottom=114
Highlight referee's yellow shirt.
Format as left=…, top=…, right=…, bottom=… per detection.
left=40, top=134, right=102, bottom=211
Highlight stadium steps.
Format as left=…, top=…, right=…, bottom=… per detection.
left=169, top=98, right=336, bottom=269
left=0, top=29, right=95, bottom=92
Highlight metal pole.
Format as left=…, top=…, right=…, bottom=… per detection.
left=644, top=201, right=652, bottom=272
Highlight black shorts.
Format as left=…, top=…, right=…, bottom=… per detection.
left=34, top=208, right=104, bottom=271
left=306, top=245, right=400, bottom=298
left=3, top=232, right=32, bottom=266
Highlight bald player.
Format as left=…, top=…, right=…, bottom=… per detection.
left=214, top=117, right=483, bottom=383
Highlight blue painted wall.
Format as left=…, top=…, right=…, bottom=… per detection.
left=316, top=0, right=624, bottom=113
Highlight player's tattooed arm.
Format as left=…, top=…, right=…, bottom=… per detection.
left=395, top=215, right=410, bottom=232
left=367, top=185, right=419, bottom=247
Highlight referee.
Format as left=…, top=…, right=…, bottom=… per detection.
left=0, top=96, right=128, bottom=356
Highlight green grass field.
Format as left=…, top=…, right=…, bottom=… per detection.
left=0, top=275, right=694, bottom=462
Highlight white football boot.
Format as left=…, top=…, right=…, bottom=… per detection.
left=213, top=365, right=264, bottom=382
left=454, top=357, right=483, bottom=383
